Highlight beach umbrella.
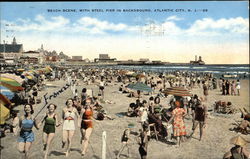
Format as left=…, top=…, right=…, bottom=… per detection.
left=0, top=93, right=12, bottom=106
left=0, top=77, right=24, bottom=91
left=165, top=74, right=176, bottom=79
left=16, top=68, right=25, bottom=72
left=0, top=86, right=15, bottom=100
left=164, top=87, right=192, bottom=97
left=1, top=73, right=24, bottom=84
left=230, top=135, right=248, bottom=146
left=136, top=74, right=145, bottom=79
left=127, top=82, right=153, bottom=92
left=22, top=71, right=37, bottom=81
left=125, top=71, right=135, bottom=76
left=0, top=103, right=10, bottom=124
left=118, top=70, right=128, bottom=75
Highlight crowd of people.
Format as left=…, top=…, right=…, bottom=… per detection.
left=0, top=66, right=249, bottom=159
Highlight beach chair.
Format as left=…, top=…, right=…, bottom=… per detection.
left=149, top=123, right=159, bottom=141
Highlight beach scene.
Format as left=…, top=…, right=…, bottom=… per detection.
left=0, top=2, right=249, bottom=159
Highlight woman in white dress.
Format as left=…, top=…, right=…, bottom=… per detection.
left=62, top=98, right=80, bottom=157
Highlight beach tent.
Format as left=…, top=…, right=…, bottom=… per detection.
left=0, top=86, right=15, bottom=100
left=127, top=82, right=153, bottom=92
left=0, top=77, right=24, bottom=91
left=0, top=103, right=10, bottom=125
left=164, top=87, right=192, bottom=97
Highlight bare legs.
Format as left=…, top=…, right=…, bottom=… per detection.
left=189, top=121, right=205, bottom=141
left=62, top=130, right=75, bottom=157
left=43, top=133, right=55, bottom=159
left=80, top=128, right=93, bottom=155
left=18, top=142, right=32, bottom=159
left=116, top=142, right=130, bottom=158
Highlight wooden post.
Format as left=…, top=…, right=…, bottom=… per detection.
left=102, top=131, right=106, bottom=159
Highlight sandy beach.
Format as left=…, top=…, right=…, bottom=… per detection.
left=1, top=77, right=250, bottom=159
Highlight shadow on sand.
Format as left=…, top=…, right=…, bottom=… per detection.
left=49, top=151, right=65, bottom=156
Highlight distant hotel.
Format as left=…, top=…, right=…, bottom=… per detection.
left=0, top=37, right=23, bottom=63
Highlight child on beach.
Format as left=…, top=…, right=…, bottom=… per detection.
left=189, top=98, right=208, bottom=141
left=116, top=128, right=131, bottom=159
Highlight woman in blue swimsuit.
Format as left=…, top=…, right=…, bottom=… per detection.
left=17, top=104, right=39, bottom=159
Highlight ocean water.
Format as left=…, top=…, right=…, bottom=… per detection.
left=98, top=64, right=250, bottom=79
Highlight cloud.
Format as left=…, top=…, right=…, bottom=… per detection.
left=77, top=17, right=128, bottom=31
left=186, top=17, right=249, bottom=36
left=1, top=15, right=249, bottom=38
left=166, top=15, right=183, bottom=21
left=3, top=14, right=70, bottom=32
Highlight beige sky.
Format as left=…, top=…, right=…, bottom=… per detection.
left=16, top=35, right=249, bottom=64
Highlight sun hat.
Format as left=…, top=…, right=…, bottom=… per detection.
left=230, top=135, right=248, bottom=146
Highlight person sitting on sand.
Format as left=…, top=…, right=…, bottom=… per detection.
left=148, top=112, right=167, bottom=139
left=189, top=98, right=208, bottom=141
left=232, top=114, right=250, bottom=135
left=127, top=100, right=141, bottom=117
left=223, top=135, right=250, bottom=159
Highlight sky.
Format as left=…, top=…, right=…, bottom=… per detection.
left=0, top=1, right=249, bottom=64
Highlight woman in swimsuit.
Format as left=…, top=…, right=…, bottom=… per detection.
left=78, top=98, right=94, bottom=156
left=39, top=104, right=61, bottom=159
left=62, top=98, right=80, bottom=157
left=17, top=104, right=39, bottom=159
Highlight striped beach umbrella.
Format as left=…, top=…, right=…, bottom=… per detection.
left=0, top=86, right=15, bottom=100
left=0, top=103, right=10, bottom=124
left=0, top=93, right=12, bottom=106
left=1, top=73, right=24, bottom=84
left=164, top=87, right=192, bottom=97
left=0, top=77, right=24, bottom=91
